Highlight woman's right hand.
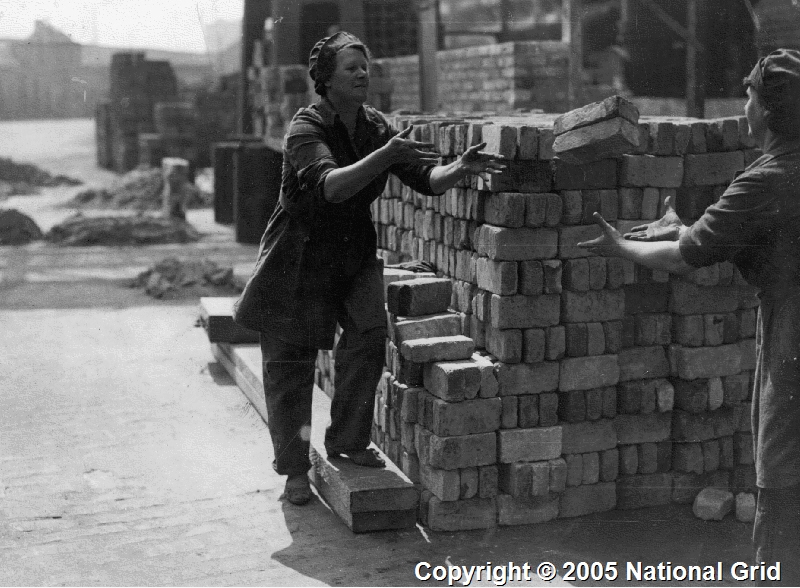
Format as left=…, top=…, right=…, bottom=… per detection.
left=383, top=125, right=441, bottom=166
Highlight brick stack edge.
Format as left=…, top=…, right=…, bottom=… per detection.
left=312, top=111, right=759, bottom=531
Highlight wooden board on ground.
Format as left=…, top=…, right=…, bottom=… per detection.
left=210, top=341, right=419, bottom=533
left=199, top=297, right=259, bottom=343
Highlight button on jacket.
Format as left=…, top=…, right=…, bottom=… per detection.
left=233, top=99, right=437, bottom=349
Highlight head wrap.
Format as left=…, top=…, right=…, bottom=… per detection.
left=744, top=49, right=800, bottom=114
left=308, top=31, right=368, bottom=96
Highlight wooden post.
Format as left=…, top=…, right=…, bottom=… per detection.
left=686, top=0, right=705, bottom=117
left=418, top=0, right=439, bottom=113
left=562, top=0, right=584, bottom=110
left=238, top=0, right=271, bottom=135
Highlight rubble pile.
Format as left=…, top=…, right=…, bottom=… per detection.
left=0, top=157, right=81, bottom=197
left=0, top=209, right=44, bottom=245
left=70, top=167, right=211, bottom=210
left=47, top=213, right=199, bottom=246
left=130, top=257, right=241, bottom=299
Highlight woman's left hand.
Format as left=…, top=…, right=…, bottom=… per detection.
left=577, top=213, right=625, bottom=256
left=458, top=142, right=506, bottom=182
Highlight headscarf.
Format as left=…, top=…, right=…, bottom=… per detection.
left=308, top=31, right=368, bottom=96
left=744, top=49, right=800, bottom=136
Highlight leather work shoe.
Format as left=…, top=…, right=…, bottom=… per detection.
left=283, top=474, right=311, bottom=505
left=327, top=448, right=386, bottom=468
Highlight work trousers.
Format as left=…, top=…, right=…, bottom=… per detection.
left=259, top=259, right=387, bottom=478
left=753, top=483, right=800, bottom=586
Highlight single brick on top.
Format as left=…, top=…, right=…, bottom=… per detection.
left=387, top=277, right=452, bottom=316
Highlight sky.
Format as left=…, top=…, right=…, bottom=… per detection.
left=0, top=0, right=243, bottom=53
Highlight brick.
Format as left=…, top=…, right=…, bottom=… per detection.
left=479, top=465, right=499, bottom=498
left=538, top=128, right=555, bottom=159
left=501, top=395, right=518, bottom=428
left=427, top=496, right=497, bottom=531
left=736, top=492, right=756, bottom=523
left=708, top=376, right=724, bottom=411
left=587, top=257, right=607, bottom=290
left=600, top=448, right=619, bottom=482
left=392, top=312, right=463, bottom=345
left=565, top=453, right=583, bottom=487
left=524, top=193, right=547, bottom=228
left=648, top=121, right=678, bottom=155
left=498, top=426, right=563, bottom=463
left=559, top=355, right=619, bottom=391
left=619, top=155, right=683, bottom=188
left=500, top=462, right=532, bottom=496
left=428, top=431, right=496, bottom=470
left=707, top=118, right=739, bottom=151
left=723, top=373, right=750, bottom=406
left=485, top=326, right=522, bottom=363
left=554, top=159, right=618, bottom=190
left=546, top=326, right=566, bottom=360
left=617, top=379, right=659, bottom=414
left=477, top=225, right=558, bottom=260
left=673, top=379, right=709, bottom=413
left=518, top=125, right=540, bottom=159
left=703, top=438, right=720, bottom=472
left=670, top=281, right=739, bottom=315
left=554, top=95, right=639, bottom=136
left=559, top=482, right=617, bottom=517
left=616, top=473, right=672, bottom=509
left=637, top=442, right=658, bottom=474
left=496, top=361, right=560, bottom=395
left=473, top=353, right=499, bottom=398
left=484, top=192, right=526, bottom=227
left=400, top=335, right=475, bottom=364
left=565, top=323, right=588, bottom=357
left=582, top=452, right=600, bottom=484
left=688, top=121, right=708, bottom=153
left=624, top=282, right=670, bottom=313
left=542, top=260, right=562, bottom=294
left=523, top=328, right=546, bottom=363
left=640, top=187, right=660, bottom=220
left=672, top=408, right=739, bottom=442
left=603, top=321, right=623, bottom=353
left=561, top=419, right=617, bottom=454
left=549, top=458, right=568, bottom=492
left=619, top=444, right=638, bottom=475
left=553, top=117, right=640, bottom=164
left=399, top=386, right=420, bottom=423
left=518, top=260, right=543, bottom=295
left=558, top=225, right=602, bottom=259
left=558, top=390, right=586, bottom=423
left=497, top=493, right=559, bottom=525
left=561, top=190, right=583, bottom=224
left=703, top=314, right=725, bottom=346
left=544, top=193, right=563, bottom=227
left=618, top=187, right=643, bottom=219
left=731, top=465, right=757, bottom=494
left=614, top=412, right=672, bottom=444
left=419, top=463, right=461, bottom=501
left=563, top=259, right=589, bottom=291
left=423, top=360, right=481, bottom=402
left=476, top=257, right=518, bottom=295
left=387, top=278, right=452, bottom=316
left=635, top=313, right=671, bottom=346
left=618, top=346, right=670, bottom=381
left=734, top=432, right=754, bottom=465
left=460, top=467, right=479, bottom=499
left=539, top=393, right=559, bottom=426
left=585, top=323, right=605, bottom=356
left=671, top=344, right=742, bottom=380
left=481, top=160, right=553, bottom=192
left=518, top=395, right=539, bottom=428
left=673, top=315, right=705, bottom=347
left=426, top=395, right=502, bottom=437
left=740, top=338, right=757, bottom=370
left=693, top=487, right=734, bottom=521
left=561, top=289, right=625, bottom=323
left=482, top=124, right=518, bottom=159
left=720, top=436, right=735, bottom=469
left=491, top=293, right=561, bottom=331
left=602, top=386, right=617, bottom=418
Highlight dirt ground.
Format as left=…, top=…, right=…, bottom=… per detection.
left=0, top=118, right=755, bottom=587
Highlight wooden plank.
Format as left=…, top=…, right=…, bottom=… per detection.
left=211, top=341, right=419, bottom=533
left=199, top=297, right=260, bottom=344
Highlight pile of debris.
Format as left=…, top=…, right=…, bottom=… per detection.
left=0, top=209, right=44, bottom=245
left=0, top=157, right=82, bottom=197
left=69, top=166, right=212, bottom=210
left=130, top=257, right=242, bottom=299
left=46, top=213, right=199, bottom=246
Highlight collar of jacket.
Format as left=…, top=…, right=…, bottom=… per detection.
left=315, top=97, right=382, bottom=131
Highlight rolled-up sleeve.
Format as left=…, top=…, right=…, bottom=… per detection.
left=284, top=114, right=338, bottom=206
left=679, top=170, right=779, bottom=267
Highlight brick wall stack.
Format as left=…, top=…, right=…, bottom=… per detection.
left=312, top=109, right=760, bottom=529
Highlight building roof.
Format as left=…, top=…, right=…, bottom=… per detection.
left=80, top=44, right=214, bottom=69
left=28, top=20, right=79, bottom=46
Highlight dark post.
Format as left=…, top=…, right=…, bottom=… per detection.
left=418, top=0, right=439, bottom=113
left=563, top=0, right=584, bottom=110
left=238, top=0, right=272, bottom=135
left=686, top=0, right=705, bottom=118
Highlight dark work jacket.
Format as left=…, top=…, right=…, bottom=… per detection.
left=680, top=137, right=800, bottom=488
left=233, top=99, right=436, bottom=349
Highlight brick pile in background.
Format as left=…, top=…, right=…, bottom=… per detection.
left=312, top=111, right=760, bottom=529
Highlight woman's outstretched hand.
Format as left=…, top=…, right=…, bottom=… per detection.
left=384, top=125, right=441, bottom=166
left=458, top=142, right=506, bottom=181
left=577, top=212, right=624, bottom=256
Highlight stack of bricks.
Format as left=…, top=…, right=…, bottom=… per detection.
left=368, top=109, right=762, bottom=527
